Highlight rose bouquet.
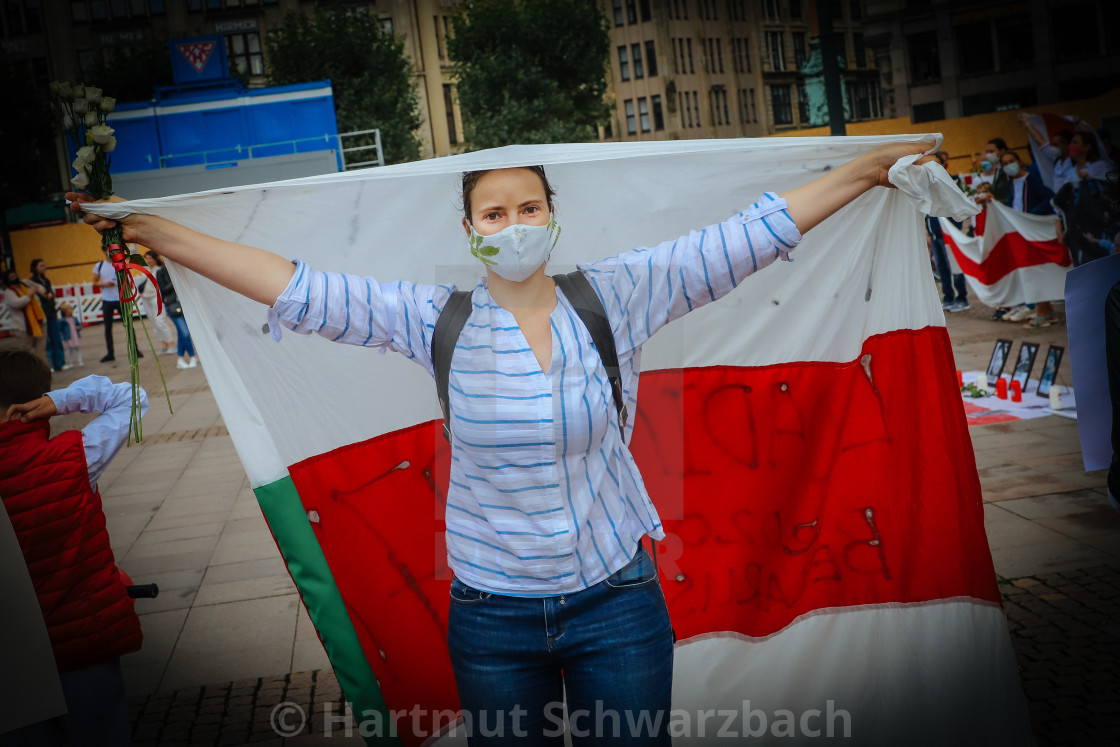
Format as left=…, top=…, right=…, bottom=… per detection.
left=51, top=81, right=170, bottom=442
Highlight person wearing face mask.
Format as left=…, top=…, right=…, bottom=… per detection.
left=1020, top=114, right=1076, bottom=193
left=66, top=142, right=936, bottom=744
left=983, top=138, right=1010, bottom=203
left=998, top=151, right=1054, bottom=216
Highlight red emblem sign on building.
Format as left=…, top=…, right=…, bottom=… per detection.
left=176, top=41, right=217, bottom=74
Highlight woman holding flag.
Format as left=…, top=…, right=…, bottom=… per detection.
left=67, top=140, right=933, bottom=744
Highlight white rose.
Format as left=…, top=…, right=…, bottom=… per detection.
left=72, top=156, right=89, bottom=173
left=89, top=124, right=115, bottom=144
left=84, top=111, right=99, bottom=127
left=85, top=86, right=102, bottom=104
left=103, top=136, right=117, bottom=153
left=72, top=99, right=89, bottom=114
left=73, top=85, right=85, bottom=99
left=101, top=97, right=116, bottom=113
left=71, top=172, right=90, bottom=189
left=58, top=82, right=72, bottom=99
left=76, top=145, right=96, bottom=162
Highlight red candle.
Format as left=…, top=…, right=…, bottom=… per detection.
left=1010, top=380, right=1022, bottom=402
left=996, top=377, right=1008, bottom=399
left=956, top=370, right=964, bottom=386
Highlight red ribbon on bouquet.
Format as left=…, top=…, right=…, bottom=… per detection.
left=107, top=244, right=162, bottom=315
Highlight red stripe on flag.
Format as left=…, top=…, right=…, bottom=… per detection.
left=288, top=326, right=998, bottom=744
left=946, top=230, right=1069, bottom=285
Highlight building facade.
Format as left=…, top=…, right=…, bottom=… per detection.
left=862, top=0, right=1120, bottom=123
left=600, top=0, right=884, bottom=141
left=0, top=0, right=464, bottom=161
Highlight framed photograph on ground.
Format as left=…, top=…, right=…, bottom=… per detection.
left=1011, top=342, right=1040, bottom=391
left=986, top=339, right=1013, bottom=383
left=1036, top=345, right=1065, bottom=397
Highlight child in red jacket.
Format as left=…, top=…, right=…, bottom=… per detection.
left=0, top=351, right=147, bottom=745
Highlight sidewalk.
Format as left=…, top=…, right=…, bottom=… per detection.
left=47, top=301, right=1118, bottom=746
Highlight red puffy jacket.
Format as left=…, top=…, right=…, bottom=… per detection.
left=0, top=419, right=142, bottom=673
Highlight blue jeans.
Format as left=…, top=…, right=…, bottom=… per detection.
left=44, top=318, right=65, bottom=370
left=926, top=217, right=967, bottom=304
left=447, top=547, right=674, bottom=745
left=171, top=315, right=195, bottom=357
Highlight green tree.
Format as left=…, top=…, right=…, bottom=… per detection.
left=449, top=0, right=611, bottom=149
left=266, top=7, right=421, bottom=164
left=84, top=31, right=175, bottom=105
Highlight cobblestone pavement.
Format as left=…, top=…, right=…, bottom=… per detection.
left=124, top=565, right=1120, bottom=745
left=1002, top=565, right=1120, bottom=747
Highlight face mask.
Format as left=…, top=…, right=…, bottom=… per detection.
left=983, top=153, right=999, bottom=164
left=980, top=160, right=994, bottom=172
left=469, top=213, right=561, bottom=282
left=1003, top=163, right=1020, bottom=177
left=1068, top=143, right=1084, bottom=159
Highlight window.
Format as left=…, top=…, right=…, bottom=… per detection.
left=625, top=98, right=637, bottom=134
left=767, top=31, right=785, bottom=71
left=850, top=0, right=861, bottom=19
left=793, top=33, right=806, bottom=68
left=789, top=0, right=801, bottom=19
left=380, top=17, right=393, bottom=34
left=692, top=90, right=701, bottom=127
left=680, top=91, right=692, bottom=127
left=645, top=40, right=658, bottom=76
left=89, top=0, right=105, bottom=20
left=149, top=0, right=163, bottom=12
left=613, top=0, right=623, bottom=26
left=640, top=0, right=651, bottom=21
left=604, top=120, right=613, bottom=139
left=639, top=97, right=651, bottom=132
left=618, top=46, right=630, bottom=81
left=434, top=16, right=451, bottom=60
left=709, top=89, right=719, bottom=124
left=911, top=101, right=945, bottom=123
left=686, top=38, right=694, bottom=73
left=907, top=31, right=940, bottom=82
left=750, top=88, right=757, bottom=122
left=110, top=0, right=125, bottom=17
left=652, top=94, right=664, bottom=130
left=227, top=31, right=263, bottom=76
left=715, top=38, right=724, bottom=72
left=771, top=84, right=793, bottom=125
left=721, top=88, right=729, bottom=124
left=956, top=22, right=993, bottom=74
left=738, top=88, right=747, bottom=123
left=763, top=0, right=779, bottom=21
left=672, top=37, right=680, bottom=74
left=848, top=80, right=882, bottom=120
left=797, top=84, right=808, bottom=123
left=70, top=0, right=86, bottom=21
left=1050, top=4, right=1096, bottom=60
left=852, top=33, right=865, bottom=68
left=962, top=87, right=1036, bottom=116
left=997, top=18, right=1034, bottom=69
left=632, top=42, right=644, bottom=78
left=626, top=0, right=637, bottom=24
left=443, top=84, right=458, bottom=145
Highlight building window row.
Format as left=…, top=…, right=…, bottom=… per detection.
left=731, top=37, right=751, bottom=73
left=728, top=0, right=747, bottom=22
left=708, top=86, right=730, bottom=125
left=698, top=0, right=718, bottom=21
left=703, top=37, right=723, bottom=73
left=670, top=0, right=688, bottom=20
left=623, top=94, right=663, bottom=134
left=679, top=89, right=701, bottom=128
left=69, top=0, right=169, bottom=24
left=737, top=87, right=758, bottom=124
left=3, top=0, right=42, bottom=35
left=613, top=0, right=651, bottom=27
left=673, top=37, right=695, bottom=75
left=619, top=40, right=657, bottom=82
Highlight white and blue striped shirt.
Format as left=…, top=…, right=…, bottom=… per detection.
left=272, top=193, right=801, bottom=596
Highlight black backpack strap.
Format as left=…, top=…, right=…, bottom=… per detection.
left=432, top=288, right=474, bottom=443
left=553, top=270, right=628, bottom=438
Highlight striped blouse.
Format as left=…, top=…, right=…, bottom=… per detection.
left=272, top=192, right=802, bottom=596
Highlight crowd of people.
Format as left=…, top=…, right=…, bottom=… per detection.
left=928, top=116, right=1118, bottom=328
left=0, top=248, right=196, bottom=370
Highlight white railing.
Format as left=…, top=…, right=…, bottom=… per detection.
left=339, top=128, right=385, bottom=170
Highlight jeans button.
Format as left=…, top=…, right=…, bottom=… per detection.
left=560, top=596, right=565, bottom=605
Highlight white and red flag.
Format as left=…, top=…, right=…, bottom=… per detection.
left=88, top=138, right=1032, bottom=745
left=941, top=200, right=1071, bottom=308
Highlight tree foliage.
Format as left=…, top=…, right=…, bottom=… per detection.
left=266, top=7, right=420, bottom=164
left=0, top=52, right=56, bottom=207
left=84, top=31, right=175, bottom=105
left=449, top=0, right=612, bottom=149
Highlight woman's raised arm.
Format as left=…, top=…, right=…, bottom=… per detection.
left=781, top=142, right=935, bottom=235
left=67, top=192, right=296, bottom=306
